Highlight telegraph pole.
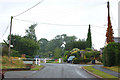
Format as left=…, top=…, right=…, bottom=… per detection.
left=8, top=16, right=13, bottom=58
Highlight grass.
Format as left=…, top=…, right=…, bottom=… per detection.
left=83, top=66, right=118, bottom=78
left=30, top=65, right=44, bottom=71
left=2, top=56, right=26, bottom=69
left=46, top=61, right=59, bottom=63
left=103, top=66, right=120, bottom=73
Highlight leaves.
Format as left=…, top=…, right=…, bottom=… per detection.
left=86, top=24, right=92, bottom=48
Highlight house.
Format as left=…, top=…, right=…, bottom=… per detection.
left=114, top=37, right=120, bottom=43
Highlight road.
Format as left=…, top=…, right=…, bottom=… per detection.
left=5, top=63, right=96, bottom=79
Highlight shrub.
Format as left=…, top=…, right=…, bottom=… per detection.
left=103, top=42, right=120, bottom=66
left=2, top=56, right=25, bottom=69
left=72, top=58, right=91, bottom=64
left=85, top=48, right=92, bottom=51
left=10, top=49, right=21, bottom=57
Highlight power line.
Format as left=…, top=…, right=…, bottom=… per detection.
left=13, top=0, right=44, bottom=17
left=0, top=25, right=9, bottom=40
left=13, top=18, right=88, bottom=26
left=13, top=18, right=119, bottom=30
left=40, top=23, right=88, bottom=26
left=13, top=18, right=36, bottom=23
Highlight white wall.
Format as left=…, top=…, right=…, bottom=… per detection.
left=118, top=1, right=120, bottom=37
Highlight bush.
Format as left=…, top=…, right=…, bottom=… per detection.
left=72, top=58, right=91, bottom=64
left=84, top=50, right=100, bottom=59
left=2, top=56, right=25, bottom=69
left=85, top=48, right=92, bottom=51
left=11, top=49, right=21, bottom=57
left=63, top=51, right=69, bottom=62
left=103, top=42, right=120, bottom=66
left=26, top=55, right=32, bottom=58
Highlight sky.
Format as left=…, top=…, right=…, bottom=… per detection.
left=0, top=0, right=119, bottom=50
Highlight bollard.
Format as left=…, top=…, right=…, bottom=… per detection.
left=45, top=58, right=46, bottom=63
left=59, top=58, right=61, bottom=63
left=38, top=58, right=41, bottom=66
left=35, top=58, right=38, bottom=65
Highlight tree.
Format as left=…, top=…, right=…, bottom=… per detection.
left=38, top=38, right=48, bottom=53
left=18, top=38, right=40, bottom=57
left=7, top=34, right=40, bottom=57
left=24, top=24, right=37, bottom=41
left=86, top=24, right=92, bottom=48
left=65, top=39, right=87, bottom=50
left=106, top=1, right=114, bottom=43
left=8, top=34, right=22, bottom=50
left=53, top=47, right=62, bottom=59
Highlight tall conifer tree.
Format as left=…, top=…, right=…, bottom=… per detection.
left=106, top=1, right=114, bottom=43
left=86, top=24, right=92, bottom=48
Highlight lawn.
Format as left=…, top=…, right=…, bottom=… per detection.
left=46, top=60, right=60, bottom=63
left=30, top=65, right=44, bottom=71
left=83, top=66, right=118, bottom=78
left=103, top=66, right=120, bottom=73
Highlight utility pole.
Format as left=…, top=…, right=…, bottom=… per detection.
left=8, top=16, right=13, bottom=58
left=106, top=1, right=114, bottom=43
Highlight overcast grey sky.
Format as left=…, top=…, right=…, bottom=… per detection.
left=0, top=0, right=119, bottom=50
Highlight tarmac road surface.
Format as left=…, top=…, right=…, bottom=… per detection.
left=5, top=63, right=96, bottom=79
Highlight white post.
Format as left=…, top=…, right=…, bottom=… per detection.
left=45, top=58, right=46, bottom=63
left=38, top=58, right=41, bottom=66
left=35, top=58, right=38, bottom=64
left=59, top=58, right=61, bottom=63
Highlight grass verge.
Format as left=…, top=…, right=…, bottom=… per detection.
left=103, top=66, right=120, bottom=73
left=83, top=66, right=118, bottom=78
left=30, top=65, right=44, bottom=71
left=2, top=56, right=25, bottom=69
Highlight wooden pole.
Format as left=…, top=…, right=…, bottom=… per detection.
left=8, top=16, right=13, bottom=58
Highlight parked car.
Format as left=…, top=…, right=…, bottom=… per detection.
left=67, top=56, right=75, bottom=63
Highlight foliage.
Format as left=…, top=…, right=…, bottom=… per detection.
left=106, top=16, right=114, bottom=43
left=86, top=24, right=92, bottom=48
left=85, top=48, right=92, bottom=51
left=24, top=24, right=37, bottom=41
left=30, top=65, right=44, bottom=71
left=72, top=58, right=91, bottom=64
left=2, top=43, right=8, bottom=56
left=103, top=66, right=120, bottom=73
left=85, top=50, right=100, bottom=58
left=37, top=34, right=77, bottom=58
left=83, top=66, right=117, bottom=78
left=7, top=34, right=40, bottom=57
left=38, top=38, right=48, bottom=53
left=70, top=48, right=81, bottom=59
left=18, top=38, right=40, bottom=57
left=10, top=49, right=20, bottom=57
left=65, top=39, right=87, bottom=50
left=53, top=47, right=62, bottom=59
left=63, top=51, right=69, bottom=62
left=103, top=42, right=120, bottom=66
left=2, top=56, right=25, bottom=69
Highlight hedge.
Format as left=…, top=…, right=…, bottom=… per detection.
left=72, top=58, right=91, bottom=64
left=103, top=42, right=120, bottom=67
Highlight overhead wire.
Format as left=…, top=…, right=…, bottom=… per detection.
left=13, top=0, right=44, bottom=17
left=13, top=18, right=88, bottom=26
left=0, top=25, right=9, bottom=40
